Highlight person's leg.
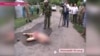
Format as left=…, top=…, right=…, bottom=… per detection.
left=23, top=10, right=25, bottom=18
left=76, top=14, right=78, bottom=23
left=37, top=8, right=39, bottom=14
left=48, top=16, right=51, bottom=29
left=70, top=14, right=73, bottom=22
left=78, top=15, right=81, bottom=25
left=29, top=14, right=32, bottom=22
left=69, top=14, right=71, bottom=21
left=66, top=14, right=69, bottom=27
left=74, top=14, right=76, bottom=23
left=26, top=13, right=30, bottom=22
left=32, top=10, right=33, bottom=15
left=44, top=16, right=47, bottom=29
left=75, top=14, right=78, bottom=23
left=73, top=14, right=75, bottom=23
left=63, top=13, right=66, bottom=26
left=38, top=9, right=40, bottom=14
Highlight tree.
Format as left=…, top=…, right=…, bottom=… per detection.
left=50, top=0, right=62, bottom=5
left=28, top=0, right=44, bottom=4
left=68, top=0, right=83, bottom=4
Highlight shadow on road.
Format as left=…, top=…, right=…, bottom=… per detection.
left=15, top=22, right=53, bottom=46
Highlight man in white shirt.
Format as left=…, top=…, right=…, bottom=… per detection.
left=72, top=4, right=78, bottom=23
left=68, top=3, right=73, bottom=22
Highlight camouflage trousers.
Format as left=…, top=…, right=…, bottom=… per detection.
left=44, top=16, right=51, bottom=29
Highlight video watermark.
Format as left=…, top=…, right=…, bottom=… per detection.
left=59, top=48, right=84, bottom=53
left=54, top=48, right=84, bottom=54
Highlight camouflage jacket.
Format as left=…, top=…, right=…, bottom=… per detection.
left=43, top=5, right=52, bottom=17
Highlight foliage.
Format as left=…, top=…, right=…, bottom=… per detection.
left=28, top=0, right=44, bottom=4
left=68, top=0, right=83, bottom=4
left=77, top=0, right=83, bottom=6
left=50, top=0, right=62, bottom=5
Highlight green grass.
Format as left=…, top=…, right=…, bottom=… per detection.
left=15, top=12, right=40, bottom=29
left=15, top=18, right=26, bottom=29
left=0, top=19, right=6, bottom=25
left=0, top=19, right=10, bottom=26
left=73, top=24, right=84, bottom=33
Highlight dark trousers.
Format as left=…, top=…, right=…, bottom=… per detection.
left=63, top=13, right=69, bottom=27
left=44, top=16, right=51, bottom=28
left=73, top=14, right=77, bottom=23
left=37, top=8, right=39, bottom=14
left=31, top=10, right=34, bottom=15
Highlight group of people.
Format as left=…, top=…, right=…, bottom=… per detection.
left=61, top=2, right=86, bottom=36
left=43, top=1, right=86, bottom=36
left=23, top=3, right=40, bottom=22
left=61, top=2, right=86, bottom=27
left=22, top=1, right=86, bottom=36
left=22, top=1, right=87, bottom=43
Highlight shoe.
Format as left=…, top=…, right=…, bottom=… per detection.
left=67, top=25, right=69, bottom=28
left=29, top=20, right=32, bottom=22
left=62, top=24, right=65, bottom=27
left=48, top=27, right=51, bottom=29
left=44, top=27, right=46, bottom=29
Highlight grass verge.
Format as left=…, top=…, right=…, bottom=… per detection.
left=73, top=23, right=84, bottom=33
left=15, top=18, right=26, bottom=29
left=15, top=12, right=40, bottom=29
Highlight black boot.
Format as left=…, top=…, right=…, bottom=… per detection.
left=29, top=19, right=32, bottom=22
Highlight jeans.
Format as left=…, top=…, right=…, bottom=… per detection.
left=63, top=13, right=69, bottom=27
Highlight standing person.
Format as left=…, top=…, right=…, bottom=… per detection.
left=78, top=4, right=85, bottom=25
left=23, top=6, right=26, bottom=18
left=62, top=2, right=69, bottom=27
left=82, top=4, right=87, bottom=37
left=36, top=4, right=40, bottom=14
left=43, top=1, right=52, bottom=29
left=30, top=4, right=34, bottom=15
left=24, top=3, right=32, bottom=22
left=69, top=3, right=73, bottom=22
left=72, top=3, right=78, bottom=23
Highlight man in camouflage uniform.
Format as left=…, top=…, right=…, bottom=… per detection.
left=43, top=1, right=52, bottom=29
left=78, top=4, right=85, bottom=25
left=24, top=3, right=32, bottom=22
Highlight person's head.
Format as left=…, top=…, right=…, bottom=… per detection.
left=44, top=0, right=49, bottom=6
left=74, top=3, right=77, bottom=6
left=70, top=3, right=72, bottom=6
left=64, top=2, right=66, bottom=5
left=44, top=2, right=49, bottom=6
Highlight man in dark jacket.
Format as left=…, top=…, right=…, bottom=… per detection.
left=62, top=3, right=69, bottom=27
